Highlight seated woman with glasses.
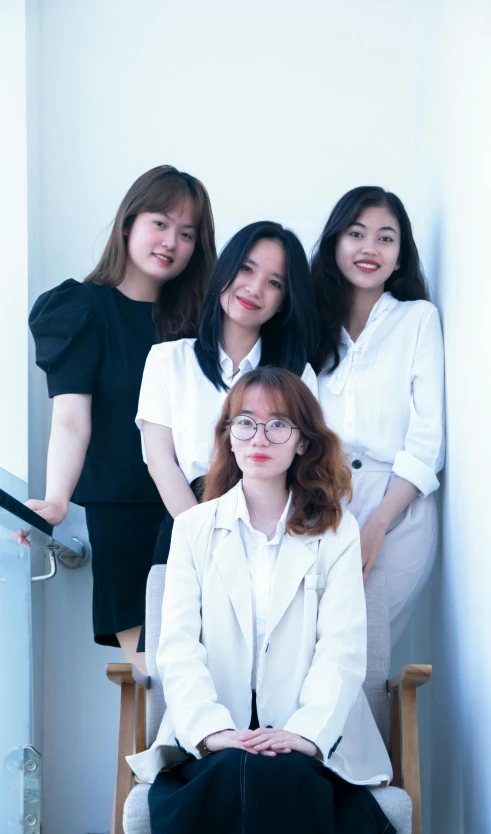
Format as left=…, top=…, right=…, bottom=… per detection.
left=134, top=221, right=319, bottom=652
left=127, top=367, right=394, bottom=834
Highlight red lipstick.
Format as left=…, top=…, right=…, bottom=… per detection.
left=249, top=454, right=271, bottom=462
left=237, top=296, right=260, bottom=311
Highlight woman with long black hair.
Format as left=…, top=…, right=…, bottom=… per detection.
left=312, top=186, right=444, bottom=648
left=15, top=166, right=216, bottom=673
left=136, top=221, right=319, bottom=605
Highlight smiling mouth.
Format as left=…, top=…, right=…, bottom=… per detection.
left=237, top=296, right=261, bottom=311
left=355, top=261, right=380, bottom=273
left=153, top=253, right=174, bottom=265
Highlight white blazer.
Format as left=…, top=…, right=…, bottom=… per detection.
left=127, top=484, right=392, bottom=786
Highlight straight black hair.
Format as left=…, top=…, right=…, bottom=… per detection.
left=311, top=186, right=429, bottom=373
left=195, top=221, right=320, bottom=391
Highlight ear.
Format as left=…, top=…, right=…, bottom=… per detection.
left=393, top=263, right=400, bottom=270
left=295, top=438, right=309, bottom=457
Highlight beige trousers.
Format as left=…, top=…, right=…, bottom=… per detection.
left=347, top=455, right=438, bottom=648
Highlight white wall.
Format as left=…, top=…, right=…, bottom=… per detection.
left=0, top=0, right=28, bottom=481
left=429, top=2, right=491, bottom=831
left=23, top=1, right=460, bottom=832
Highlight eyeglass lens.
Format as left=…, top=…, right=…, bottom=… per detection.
left=230, top=416, right=293, bottom=443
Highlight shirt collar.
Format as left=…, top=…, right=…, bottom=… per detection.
left=219, top=337, right=262, bottom=378
left=341, top=292, right=399, bottom=347
left=235, top=480, right=292, bottom=542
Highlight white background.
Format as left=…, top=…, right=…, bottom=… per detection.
left=1, top=0, right=490, bottom=831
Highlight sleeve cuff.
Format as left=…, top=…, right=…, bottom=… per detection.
left=392, top=450, right=440, bottom=498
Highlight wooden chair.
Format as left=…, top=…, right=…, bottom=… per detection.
left=107, top=566, right=431, bottom=834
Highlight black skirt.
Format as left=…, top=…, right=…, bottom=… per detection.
left=148, top=749, right=396, bottom=834
left=85, top=502, right=166, bottom=646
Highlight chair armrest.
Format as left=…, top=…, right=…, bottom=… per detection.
left=388, top=664, right=432, bottom=834
left=106, top=663, right=149, bottom=834
left=106, top=662, right=150, bottom=689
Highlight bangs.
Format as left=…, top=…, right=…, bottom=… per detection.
left=226, top=381, right=291, bottom=422
left=132, top=176, right=199, bottom=223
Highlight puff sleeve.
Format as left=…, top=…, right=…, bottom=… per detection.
left=29, top=279, right=101, bottom=397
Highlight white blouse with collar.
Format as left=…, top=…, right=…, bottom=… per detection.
left=235, top=481, right=292, bottom=690
left=136, top=337, right=317, bottom=484
left=317, top=293, right=445, bottom=497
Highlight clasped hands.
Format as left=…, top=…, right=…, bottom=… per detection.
left=204, top=728, right=318, bottom=758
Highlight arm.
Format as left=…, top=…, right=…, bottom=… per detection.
left=157, top=514, right=239, bottom=747
left=362, top=306, right=445, bottom=578
left=15, top=394, right=91, bottom=545
left=282, top=515, right=367, bottom=760
left=142, top=421, right=198, bottom=518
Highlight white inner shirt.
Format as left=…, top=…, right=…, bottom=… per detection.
left=235, top=481, right=291, bottom=690
left=136, top=337, right=317, bottom=484
left=317, top=293, right=445, bottom=497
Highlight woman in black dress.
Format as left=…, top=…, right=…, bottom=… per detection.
left=15, top=165, right=216, bottom=673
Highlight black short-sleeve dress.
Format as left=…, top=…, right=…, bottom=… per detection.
left=29, top=279, right=167, bottom=646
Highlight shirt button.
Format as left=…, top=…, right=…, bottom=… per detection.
left=347, top=388, right=353, bottom=395
left=352, top=459, right=362, bottom=470
left=347, top=421, right=353, bottom=427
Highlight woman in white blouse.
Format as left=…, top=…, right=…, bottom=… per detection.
left=128, top=367, right=395, bottom=834
left=312, top=186, right=445, bottom=647
left=135, top=222, right=319, bottom=651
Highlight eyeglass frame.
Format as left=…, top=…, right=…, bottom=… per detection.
left=226, top=414, right=301, bottom=444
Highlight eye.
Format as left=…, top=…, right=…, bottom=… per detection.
left=240, top=264, right=252, bottom=273
left=269, top=279, right=282, bottom=289
left=181, top=232, right=194, bottom=241
left=349, top=231, right=363, bottom=238
left=153, top=220, right=165, bottom=229
left=270, top=419, right=288, bottom=429
left=379, top=236, right=394, bottom=243
left=236, top=416, right=255, bottom=427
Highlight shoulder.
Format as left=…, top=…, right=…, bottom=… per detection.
left=316, top=509, right=360, bottom=556
left=173, top=498, right=220, bottom=545
left=395, top=298, right=439, bottom=324
left=29, top=279, right=94, bottom=326
left=148, top=338, right=198, bottom=369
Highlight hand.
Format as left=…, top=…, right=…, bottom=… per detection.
left=242, top=728, right=318, bottom=757
left=360, top=514, right=388, bottom=583
left=12, top=499, right=68, bottom=547
left=204, top=729, right=259, bottom=754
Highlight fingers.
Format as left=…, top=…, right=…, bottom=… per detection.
left=11, top=530, right=31, bottom=547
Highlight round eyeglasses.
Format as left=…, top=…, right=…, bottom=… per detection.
left=228, top=415, right=300, bottom=444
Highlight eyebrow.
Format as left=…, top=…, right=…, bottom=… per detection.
left=163, top=212, right=197, bottom=229
left=244, top=257, right=285, bottom=281
left=239, top=409, right=290, bottom=419
left=351, top=221, right=398, bottom=234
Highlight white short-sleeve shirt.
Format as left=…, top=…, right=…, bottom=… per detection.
left=317, top=293, right=445, bottom=497
left=136, top=337, right=318, bottom=484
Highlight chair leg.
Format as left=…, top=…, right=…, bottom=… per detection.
left=115, top=682, right=136, bottom=834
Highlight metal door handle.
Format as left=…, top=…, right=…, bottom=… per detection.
left=31, top=541, right=58, bottom=582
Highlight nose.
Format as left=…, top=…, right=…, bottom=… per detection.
left=161, top=227, right=177, bottom=251
left=244, top=275, right=263, bottom=298
left=251, top=423, right=269, bottom=446
left=360, top=238, right=378, bottom=255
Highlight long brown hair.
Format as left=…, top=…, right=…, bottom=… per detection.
left=85, top=165, right=216, bottom=340
left=203, top=367, right=352, bottom=535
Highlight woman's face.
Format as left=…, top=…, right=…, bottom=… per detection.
left=335, top=205, right=401, bottom=292
left=230, top=386, right=307, bottom=482
left=126, top=196, right=197, bottom=286
left=220, top=238, right=287, bottom=330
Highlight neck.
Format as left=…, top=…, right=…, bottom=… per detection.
left=346, top=286, right=385, bottom=341
left=118, top=265, right=160, bottom=302
left=221, top=317, right=260, bottom=373
left=241, top=476, right=289, bottom=538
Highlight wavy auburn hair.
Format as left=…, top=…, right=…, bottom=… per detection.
left=85, top=165, right=216, bottom=340
left=203, top=367, right=352, bottom=535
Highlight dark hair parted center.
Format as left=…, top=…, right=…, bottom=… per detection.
left=194, top=221, right=320, bottom=391
left=311, top=186, right=429, bottom=374
left=203, top=367, right=352, bottom=536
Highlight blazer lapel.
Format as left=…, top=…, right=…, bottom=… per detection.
left=266, top=533, right=318, bottom=639
left=212, top=525, right=254, bottom=659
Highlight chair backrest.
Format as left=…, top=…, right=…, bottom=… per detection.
left=144, top=564, right=391, bottom=749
